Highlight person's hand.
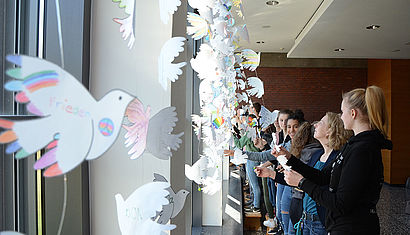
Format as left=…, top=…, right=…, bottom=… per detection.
left=224, top=150, right=234, bottom=156
left=260, top=161, right=273, bottom=168
left=253, top=137, right=266, bottom=150
left=284, top=170, right=304, bottom=187
left=271, top=146, right=291, bottom=160
left=276, top=164, right=284, bottom=173
left=254, top=166, right=276, bottom=179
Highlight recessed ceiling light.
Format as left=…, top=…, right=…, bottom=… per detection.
left=366, top=25, right=381, bottom=30
left=262, top=25, right=271, bottom=29
left=334, top=48, right=344, bottom=52
left=266, top=1, right=279, bottom=6
left=280, top=48, right=285, bottom=50
left=256, top=41, right=265, bottom=44
left=392, top=49, right=400, bottom=52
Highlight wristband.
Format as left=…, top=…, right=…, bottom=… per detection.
left=298, top=177, right=306, bottom=189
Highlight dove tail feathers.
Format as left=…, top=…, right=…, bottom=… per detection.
left=34, top=148, right=57, bottom=170
left=43, top=163, right=63, bottom=177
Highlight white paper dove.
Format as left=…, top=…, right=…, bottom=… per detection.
left=113, top=0, right=136, bottom=49
left=190, top=44, right=219, bottom=81
left=158, top=37, right=187, bottom=90
left=123, top=99, right=184, bottom=160
left=159, top=0, right=181, bottom=24
left=0, top=55, right=140, bottom=177
left=210, top=35, right=234, bottom=56
left=230, top=149, right=248, bottom=165
left=0, top=232, right=25, bottom=235
left=153, top=173, right=189, bottom=224
left=236, top=92, right=248, bottom=103
left=241, top=49, right=260, bottom=71
left=185, top=156, right=208, bottom=185
left=277, top=155, right=291, bottom=171
left=191, top=114, right=209, bottom=140
left=201, top=169, right=221, bottom=195
left=246, top=77, right=264, bottom=98
left=187, top=12, right=210, bottom=40
left=260, top=106, right=279, bottom=129
left=115, top=182, right=176, bottom=235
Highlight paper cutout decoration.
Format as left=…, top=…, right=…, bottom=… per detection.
left=159, top=0, right=181, bottom=24
left=192, top=114, right=209, bottom=140
left=236, top=92, right=248, bottom=103
left=113, top=0, right=136, bottom=49
left=246, top=77, right=264, bottom=98
left=238, top=79, right=246, bottom=90
left=115, top=182, right=176, bottom=235
left=201, top=169, right=221, bottom=195
left=187, top=12, right=210, bottom=40
left=239, top=24, right=250, bottom=43
left=246, top=128, right=257, bottom=140
left=153, top=173, right=189, bottom=224
left=260, top=106, right=279, bottom=129
left=158, top=37, right=187, bottom=90
left=241, top=49, right=260, bottom=71
left=185, top=156, right=208, bottom=184
left=123, top=99, right=183, bottom=160
left=0, top=232, right=25, bottom=235
left=1, top=55, right=139, bottom=177
left=191, top=44, right=219, bottom=81
left=212, top=117, right=224, bottom=129
left=187, top=0, right=214, bottom=22
left=277, top=155, right=291, bottom=171
left=230, top=149, right=248, bottom=165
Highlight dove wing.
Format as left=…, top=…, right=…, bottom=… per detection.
left=247, top=77, right=264, bottom=98
left=158, top=37, right=187, bottom=90
left=159, top=0, right=181, bottom=24
left=123, top=99, right=150, bottom=159
left=146, top=107, right=183, bottom=160
left=241, top=49, right=260, bottom=71
left=187, top=12, right=209, bottom=40
left=6, top=55, right=95, bottom=117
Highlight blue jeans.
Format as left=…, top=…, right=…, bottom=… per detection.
left=246, top=160, right=261, bottom=208
left=267, top=178, right=276, bottom=207
left=302, top=219, right=327, bottom=235
left=282, top=185, right=294, bottom=235
left=276, top=183, right=285, bottom=225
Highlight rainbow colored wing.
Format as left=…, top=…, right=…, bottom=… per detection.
left=187, top=12, right=210, bottom=40
left=241, top=49, right=260, bottom=71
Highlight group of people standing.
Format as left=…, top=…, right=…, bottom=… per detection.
left=225, top=86, right=392, bottom=235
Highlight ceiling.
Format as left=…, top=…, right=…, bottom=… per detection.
left=238, top=0, right=410, bottom=59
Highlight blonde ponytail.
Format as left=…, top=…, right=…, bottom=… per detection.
left=365, top=86, right=389, bottom=137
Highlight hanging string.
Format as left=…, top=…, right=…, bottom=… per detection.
left=54, top=0, right=67, bottom=235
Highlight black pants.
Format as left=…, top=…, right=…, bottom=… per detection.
left=328, top=213, right=380, bottom=235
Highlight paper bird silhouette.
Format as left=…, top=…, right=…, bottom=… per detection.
left=0, top=55, right=182, bottom=177
left=123, top=99, right=183, bottom=160
left=153, top=173, right=189, bottom=224
left=115, top=182, right=176, bottom=235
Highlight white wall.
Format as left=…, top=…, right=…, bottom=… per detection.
left=89, top=1, right=174, bottom=234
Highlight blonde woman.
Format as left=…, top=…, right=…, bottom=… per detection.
left=277, top=86, right=392, bottom=234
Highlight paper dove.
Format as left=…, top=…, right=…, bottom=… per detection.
left=241, top=49, right=260, bottom=71
left=201, top=169, right=221, bottom=195
left=113, top=0, right=136, bottom=49
left=230, top=149, right=248, bottom=165
left=191, top=44, right=219, bottom=81
left=187, top=12, right=210, bottom=40
left=185, top=156, right=208, bottom=184
left=187, top=0, right=214, bottom=23
left=260, top=106, right=279, bottom=129
left=115, top=182, right=176, bottom=235
left=158, top=37, right=187, bottom=90
left=123, top=99, right=183, bottom=160
left=239, top=24, right=250, bottom=43
left=277, top=155, right=291, bottom=171
left=0, top=55, right=140, bottom=177
left=236, top=92, right=248, bottom=103
left=159, top=0, right=181, bottom=24
left=246, top=77, right=264, bottom=98
left=153, top=173, right=189, bottom=224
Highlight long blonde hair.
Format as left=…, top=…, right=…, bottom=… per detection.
left=326, top=112, right=353, bottom=150
left=342, top=86, right=389, bottom=137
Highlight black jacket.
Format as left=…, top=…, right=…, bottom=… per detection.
left=287, top=130, right=392, bottom=234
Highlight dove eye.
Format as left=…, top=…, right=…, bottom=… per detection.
left=119, top=96, right=122, bottom=101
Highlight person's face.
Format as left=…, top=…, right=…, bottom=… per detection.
left=278, top=114, right=289, bottom=131
left=341, top=99, right=353, bottom=130
left=314, top=115, right=329, bottom=140
left=287, top=119, right=299, bottom=139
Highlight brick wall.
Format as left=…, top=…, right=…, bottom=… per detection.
left=243, top=67, right=367, bottom=122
